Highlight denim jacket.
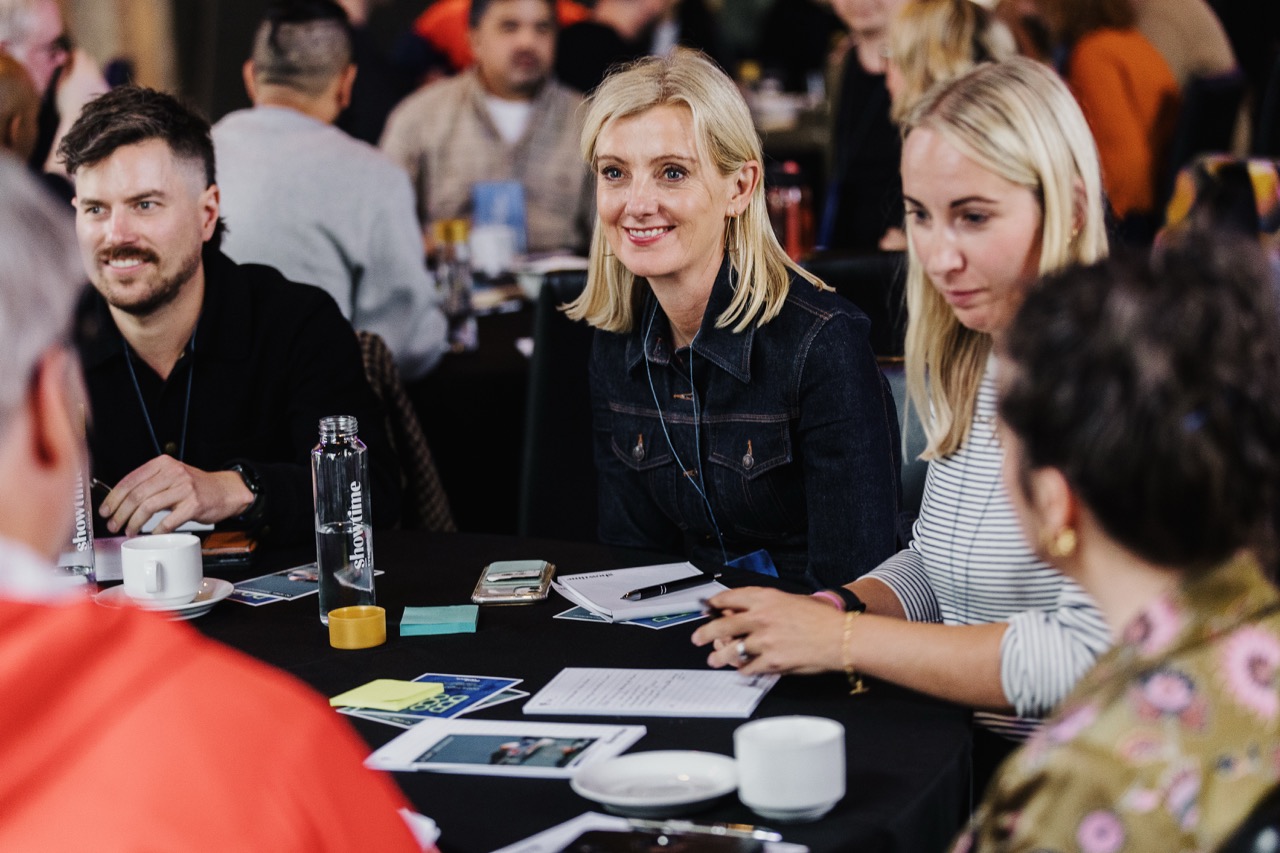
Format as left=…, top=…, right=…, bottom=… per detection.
left=590, top=261, right=901, bottom=588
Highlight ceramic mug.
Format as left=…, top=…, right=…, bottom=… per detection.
left=734, top=715, right=846, bottom=822
left=120, top=532, right=203, bottom=607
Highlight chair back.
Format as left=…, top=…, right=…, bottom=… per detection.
left=517, top=271, right=599, bottom=541
left=801, top=252, right=907, bottom=357
left=1160, top=71, right=1248, bottom=211
left=357, top=330, right=456, bottom=532
left=878, top=358, right=929, bottom=539
left=1216, top=783, right=1280, bottom=853
left=1256, top=54, right=1280, bottom=157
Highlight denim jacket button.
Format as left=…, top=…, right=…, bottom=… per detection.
left=632, top=443, right=645, bottom=462
left=742, top=452, right=755, bottom=470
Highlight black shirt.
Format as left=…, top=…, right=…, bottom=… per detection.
left=76, top=247, right=402, bottom=544
left=821, top=54, right=902, bottom=252
left=555, top=21, right=648, bottom=94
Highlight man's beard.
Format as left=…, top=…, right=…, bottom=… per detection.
left=97, top=245, right=202, bottom=317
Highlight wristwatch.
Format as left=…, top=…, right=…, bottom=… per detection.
left=227, top=462, right=265, bottom=526
left=813, top=586, right=867, bottom=613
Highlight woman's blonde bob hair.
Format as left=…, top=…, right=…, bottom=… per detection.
left=902, top=57, right=1108, bottom=459
left=887, top=0, right=1016, bottom=123
left=565, top=49, right=822, bottom=334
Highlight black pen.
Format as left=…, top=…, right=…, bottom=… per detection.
left=620, top=573, right=721, bottom=601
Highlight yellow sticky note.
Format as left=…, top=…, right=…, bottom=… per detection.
left=329, top=679, right=444, bottom=711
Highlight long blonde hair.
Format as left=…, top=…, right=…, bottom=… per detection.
left=887, top=0, right=1016, bottom=123
left=902, top=57, right=1108, bottom=458
left=564, top=49, right=822, bottom=333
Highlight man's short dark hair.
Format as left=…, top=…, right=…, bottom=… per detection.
left=253, top=0, right=354, bottom=97
left=469, top=0, right=556, bottom=30
left=57, top=86, right=225, bottom=249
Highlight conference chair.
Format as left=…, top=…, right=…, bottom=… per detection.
left=1256, top=54, right=1280, bottom=157
left=516, top=270, right=599, bottom=542
left=879, top=358, right=928, bottom=542
left=358, top=330, right=456, bottom=532
left=801, top=251, right=908, bottom=358
left=1159, top=71, right=1248, bottom=213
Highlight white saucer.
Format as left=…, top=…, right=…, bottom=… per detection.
left=742, top=801, right=839, bottom=823
left=571, top=750, right=737, bottom=818
left=95, top=578, right=233, bottom=621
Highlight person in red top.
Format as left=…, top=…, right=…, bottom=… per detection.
left=1039, top=0, right=1179, bottom=226
left=413, top=0, right=589, bottom=72
left=0, top=151, right=430, bottom=852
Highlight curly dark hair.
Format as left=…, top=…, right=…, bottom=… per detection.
left=999, top=230, right=1280, bottom=573
left=57, top=86, right=224, bottom=249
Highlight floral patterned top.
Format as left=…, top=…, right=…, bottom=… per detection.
left=954, top=555, right=1280, bottom=853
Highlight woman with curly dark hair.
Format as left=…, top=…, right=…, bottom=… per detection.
left=957, top=231, right=1280, bottom=850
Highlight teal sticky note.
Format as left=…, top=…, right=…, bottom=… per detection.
left=400, top=605, right=479, bottom=636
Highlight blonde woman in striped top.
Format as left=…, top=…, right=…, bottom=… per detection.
left=693, top=57, right=1112, bottom=782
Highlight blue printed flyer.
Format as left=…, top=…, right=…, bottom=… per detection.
left=338, top=672, right=523, bottom=728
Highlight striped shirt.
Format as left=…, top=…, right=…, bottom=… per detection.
left=867, top=356, right=1112, bottom=739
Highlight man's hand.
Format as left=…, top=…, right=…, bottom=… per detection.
left=99, top=456, right=255, bottom=535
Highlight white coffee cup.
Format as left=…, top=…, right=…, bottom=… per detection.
left=734, top=715, right=846, bottom=822
left=120, top=533, right=203, bottom=607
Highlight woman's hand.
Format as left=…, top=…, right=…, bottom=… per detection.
left=691, top=587, right=846, bottom=675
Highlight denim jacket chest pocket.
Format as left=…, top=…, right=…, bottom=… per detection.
left=705, top=415, right=803, bottom=537
left=607, top=406, right=682, bottom=514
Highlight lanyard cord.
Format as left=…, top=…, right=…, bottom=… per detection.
left=643, top=300, right=728, bottom=564
left=122, top=329, right=196, bottom=462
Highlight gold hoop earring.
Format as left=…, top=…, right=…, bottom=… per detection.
left=1044, top=527, right=1078, bottom=559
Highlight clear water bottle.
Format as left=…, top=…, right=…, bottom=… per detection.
left=311, top=415, right=376, bottom=625
left=55, top=468, right=95, bottom=585
left=435, top=218, right=479, bottom=352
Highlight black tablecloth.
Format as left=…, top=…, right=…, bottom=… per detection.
left=195, top=531, right=972, bottom=853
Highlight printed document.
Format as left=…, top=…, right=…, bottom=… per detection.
left=524, top=668, right=778, bottom=718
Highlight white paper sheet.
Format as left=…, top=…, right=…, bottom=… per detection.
left=552, top=563, right=727, bottom=622
left=523, top=668, right=778, bottom=718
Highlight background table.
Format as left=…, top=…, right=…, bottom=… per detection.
left=194, top=531, right=973, bottom=853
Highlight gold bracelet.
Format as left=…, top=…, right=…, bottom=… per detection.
left=842, top=610, right=869, bottom=695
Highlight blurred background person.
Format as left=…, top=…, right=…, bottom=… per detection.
left=409, top=0, right=587, bottom=75
left=872, top=0, right=1015, bottom=249
left=0, top=48, right=38, bottom=161
left=1037, top=0, right=1179, bottom=241
left=959, top=233, right=1280, bottom=850
left=694, top=59, right=1112, bottom=790
left=885, top=0, right=1015, bottom=123
left=555, top=0, right=668, bottom=94
left=1130, top=0, right=1236, bottom=90
left=381, top=0, right=594, bottom=256
left=817, top=0, right=906, bottom=253
left=214, top=0, right=448, bottom=381
left=568, top=50, right=901, bottom=588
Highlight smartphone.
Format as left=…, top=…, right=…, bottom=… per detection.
left=471, top=559, right=555, bottom=605
left=558, top=830, right=763, bottom=853
left=200, top=530, right=257, bottom=569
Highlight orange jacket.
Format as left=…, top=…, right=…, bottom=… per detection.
left=1067, top=28, right=1180, bottom=218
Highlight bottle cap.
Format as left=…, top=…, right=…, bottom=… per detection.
left=328, top=605, right=387, bottom=649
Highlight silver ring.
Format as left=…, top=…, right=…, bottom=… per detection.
left=736, top=639, right=749, bottom=664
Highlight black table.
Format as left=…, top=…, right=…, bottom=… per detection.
left=195, top=531, right=973, bottom=853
